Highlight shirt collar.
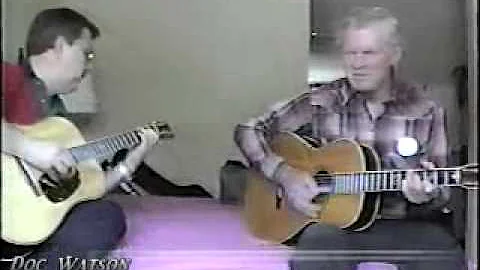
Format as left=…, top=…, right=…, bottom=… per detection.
left=345, top=67, right=403, bottom=104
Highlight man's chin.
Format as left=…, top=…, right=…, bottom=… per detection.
left=350, top=82, right=376, bottom=92
left=64, top=82, right=81, bottom=94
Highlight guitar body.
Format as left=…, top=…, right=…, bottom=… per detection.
left=243, top=132, right=381, bottom=243
left=1, top=117, right=106, bottom=245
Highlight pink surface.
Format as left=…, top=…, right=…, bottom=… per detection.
left=107, top=195, right=292, bottom=270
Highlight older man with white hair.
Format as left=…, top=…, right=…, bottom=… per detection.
left=234, top=6, right=465, bottom=270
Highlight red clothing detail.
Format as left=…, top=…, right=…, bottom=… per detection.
left=2, top=62, right=43, bottom=125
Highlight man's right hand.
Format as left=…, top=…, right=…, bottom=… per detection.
left=274, top=164, right=322, bottom=218
left=22, top=139, right=77, bottom=183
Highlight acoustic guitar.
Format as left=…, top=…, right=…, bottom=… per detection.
left=243, top=132, right=478, bottom=244
left=1, top=116, right=174, bottom=246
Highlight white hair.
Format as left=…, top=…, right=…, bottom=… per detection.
left=335, top=7, right=404, bottom=52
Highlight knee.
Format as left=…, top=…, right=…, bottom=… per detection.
left=296, top=224, right=350, bottom=250
left=74, top=200, right=127, bottom=250
left=95, top=200, right=127, bottom=246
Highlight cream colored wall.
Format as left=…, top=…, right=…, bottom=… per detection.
left=467, top=0, right=478, bottom=163
left=2, top=0, right=60, bottom=62
left=51, top=0, right=310, bottom=197
left=3, top=0, right=473, bottom=197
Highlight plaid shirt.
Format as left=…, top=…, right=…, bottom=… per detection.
left=234, top=78, right=449, bottom=218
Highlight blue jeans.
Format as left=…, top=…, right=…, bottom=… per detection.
left=26, top=200, right=127, bottom=270
left=289, top=219, right=465, bottom=270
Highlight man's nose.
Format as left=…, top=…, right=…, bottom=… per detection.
left=351, top=55, right=367, bottom=69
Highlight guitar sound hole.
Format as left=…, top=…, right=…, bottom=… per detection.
left=39, top=170, right=80, bottom=203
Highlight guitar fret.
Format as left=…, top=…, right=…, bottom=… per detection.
left=126, top=132, right=135, bottom=145
left=96, top=142, right=106, bottom=157
left=119, top=135, right=129, bottom=148
left=336, top=175, right=340, bottom=194
left=133, top=130, right=141, bottom=144
left=125, top=132, right=134, bottom=146
left=376, top=173, right=380, bottom=191
left=356, top=174, right=360, bottom=193
left=350, top=175, right=353, bottom=194
left=334, top=176, right=338, bottom=194
left=368, top=173, right=372, bottom=191
left=388, top=172, right=392, bottom=190
left=346, top=174, right=350, bottom=194
left=90, top=143, right=101, bottom=158
left=423, top=170, right=429, bottom=186
left=366, top=173, right=371, bottom=191
left=116, top=136, right=125, bottom=149
left=394, top=172, right=398, bottom=190
left=116, top=135, right=125, bottom=149
left=64, top=122, right=171, bottom=164
left=372, top=173, right=376, bottom=191
left=124, top=134, right=133, bottom=147
left=337, top=176, right=343, bottom=194
left=367, top=174, right=371, bottom=191
left=350, top=175, right=357, bottom=194
left=347, top=175, right=351, bottom=194
left=383, top=173, right=387, bottom=191
left=454, top=170, right=461, bottom=185
left=106, top=138, right=117, bottom=153
left=324, top=167, right=469, bottom=197
left=351, top=175, right=355, bottom=194
left=344, top=175, right=348, bottom=194
left=359, top=174, right=364, bottom=192
left=113, top=136, right=122, bottom=150
left=102, top=142, right=111, bottom=156
left=371, top=173, right=375, bottom=191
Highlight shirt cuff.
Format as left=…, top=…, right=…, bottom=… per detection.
left=259, top=154, right=285, bottom=180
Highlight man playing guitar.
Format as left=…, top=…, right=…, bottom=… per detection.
left=2, top=8, right=158, bottom=269
left=234, top=6, right=466, bottom=270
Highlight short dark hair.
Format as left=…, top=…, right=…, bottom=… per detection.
left=26, top=8, right=100, bottom=56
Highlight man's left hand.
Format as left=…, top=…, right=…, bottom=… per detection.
left=122, top=128, right=159, bottom=174
left=402, top=161, right=439, bottom=204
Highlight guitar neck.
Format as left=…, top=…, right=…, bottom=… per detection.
left=324, top=168, right=463, bottom=194
left=68, top=130, right=142, bottom=163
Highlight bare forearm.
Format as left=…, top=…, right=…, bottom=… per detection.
left=1, top=119, right=29, bottom=157
left=234, top=92, right=313, bottom=181
left=104, top=168, right=126, bottom=192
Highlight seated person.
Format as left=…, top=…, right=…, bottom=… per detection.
left=234, top=6, right=465, bottom=270
left=2, top=8, right=158, bottom=270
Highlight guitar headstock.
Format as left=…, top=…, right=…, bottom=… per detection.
left=458, top=163, right=478, bottom=187
left=143, top=121, right=175, bottom=140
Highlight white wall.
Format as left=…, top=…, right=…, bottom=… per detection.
left=49, top=0, right=310, bottom=197
left=467, top=0, right=477, bottom=163
left=309, top=0, right=467, bottom=150
left=2, top=0, right=60, bottom=62
left=3, top=0, right=472, bottom=197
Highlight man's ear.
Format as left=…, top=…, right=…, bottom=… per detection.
left=391, top=46, right=402, bottom=66
left=52, top=36, right=68, bottom=58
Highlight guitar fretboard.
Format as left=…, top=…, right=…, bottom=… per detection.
left=69, top=130, right=142, bottom=163
left=314, top=169, right=462, bottom=194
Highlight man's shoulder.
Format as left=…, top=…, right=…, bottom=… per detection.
left=2, top=62, right=24, bottom=75
left=2, top=62, right=26, bottom=88
left=310, top=78, right=349, bottom=107
left=310, top=78, right=347, bottom=92
left=393, top=79, right=444, bottom=114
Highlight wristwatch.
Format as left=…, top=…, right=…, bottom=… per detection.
left=116, top=162, right=133, bottom=181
